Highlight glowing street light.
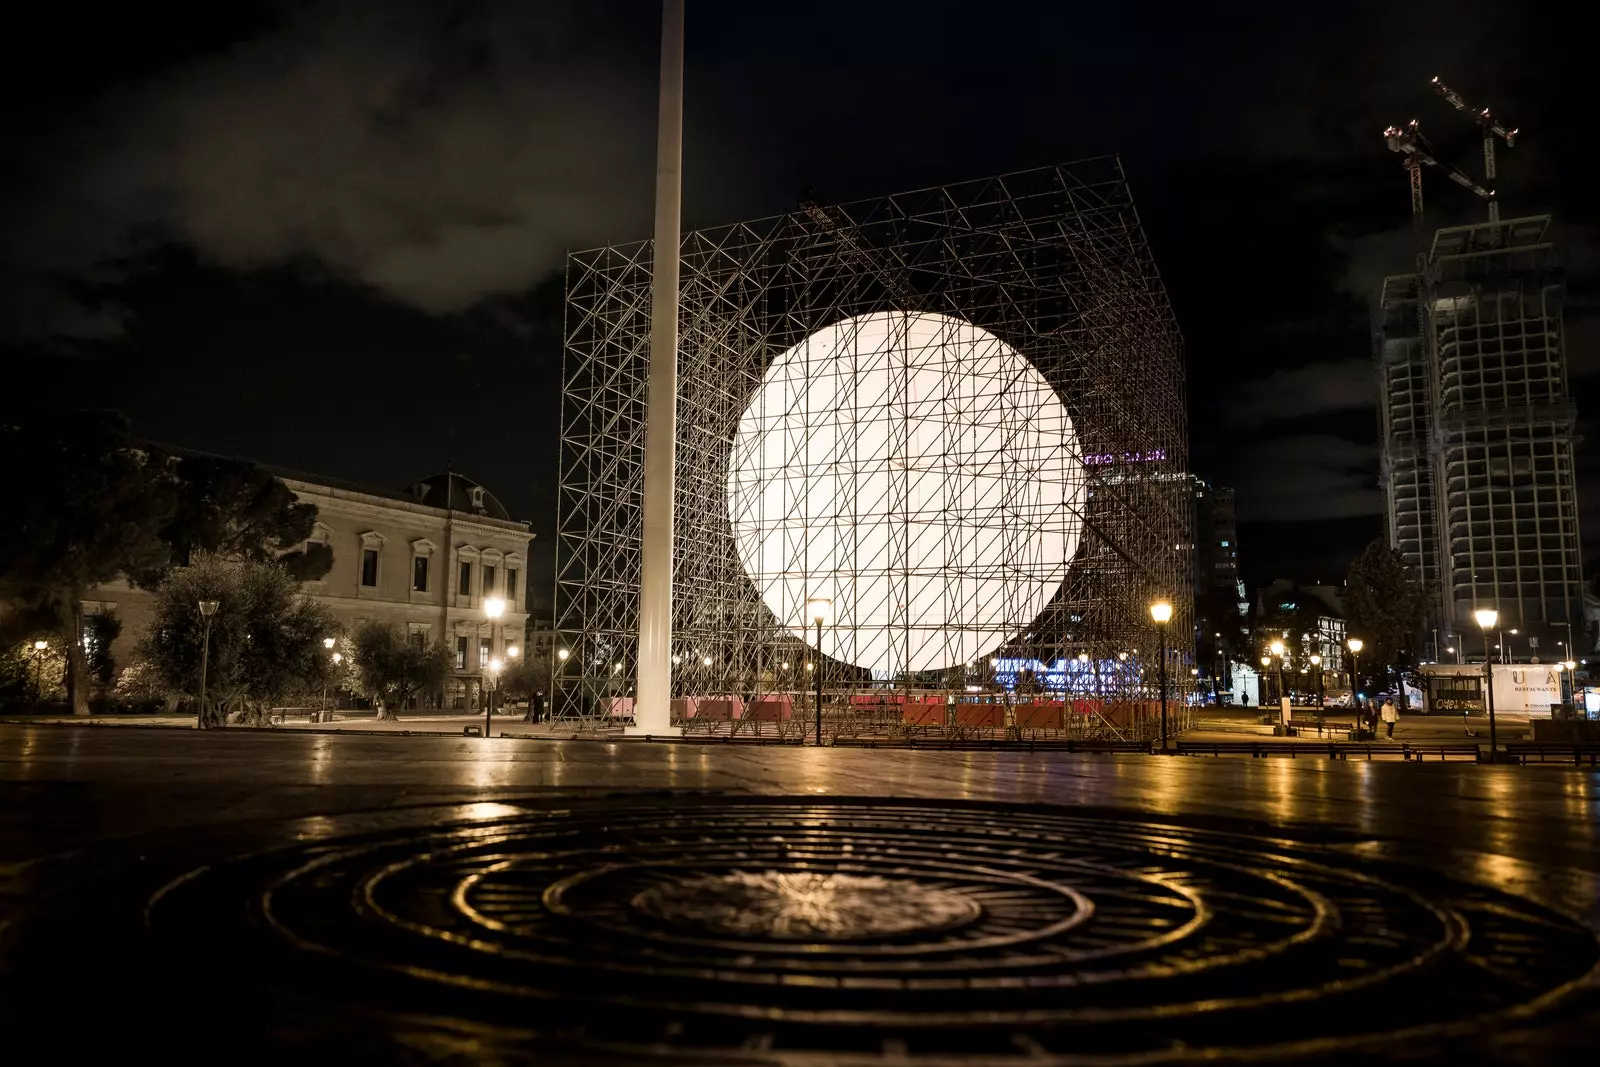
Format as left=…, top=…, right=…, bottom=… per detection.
left=484, top=597, right=506, bottom=620
left=1473, top=608, right=1500, bottom=756
left=506, top=645, right=519, bottom=659
left=323, top=637, right=336, bottom=650
left=1149, top=599, right=1172, bottom=750
left=557, top=648, right=570, bottom=662
left=1346, top=637, right=1364, bottom=719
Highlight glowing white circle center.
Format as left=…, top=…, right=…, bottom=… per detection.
left=727, top=311, right=1083, bottom=675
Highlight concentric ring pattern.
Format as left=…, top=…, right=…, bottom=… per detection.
left=146, top=799, right=1598, bottom=1062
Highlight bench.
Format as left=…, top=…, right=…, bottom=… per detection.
left=1176, top=741, right=1340, bottom=758
left=1286, top=717, right=1354, bottom=739
left=1503, top=743, right=1600, bottom=766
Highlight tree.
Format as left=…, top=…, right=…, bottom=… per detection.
left=0, top=413, right=177, bottom=714
left=349, top=621, right=452, bottom=720
left=502, top=654, right=551, bottom=717
left=85, top=613, right=122, bottom=686
left=1344, top=539, right=1428, bottom=707
left=139, top=554, right=339, bottom=727
left=163, top=454, right=332, bottom=581
left=0, top=414, right=335, bottom=714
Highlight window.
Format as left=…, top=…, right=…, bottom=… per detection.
left=1220, top=540, right=1230, bottom=547
left=361, top=549, right=379, bottom=587
left=483, top=564, right=498, bottom=596
left=413, top=556, right=429, bottom=592
left=459, top=560, right=472, bottom=596
left=409, top=630, right=425, bottom=650
left=455, top=637, right=468, bottom=671
left=506, top=568, right=519, bottom=603
left=479, top=638, right=492, bottom=669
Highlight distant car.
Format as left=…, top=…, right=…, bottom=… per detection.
left=1327, top=693, right=1355, bottom=708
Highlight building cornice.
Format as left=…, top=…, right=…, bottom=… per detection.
left=283, top=480, right=532, bottom=541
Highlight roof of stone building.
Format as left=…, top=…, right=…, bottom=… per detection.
left=145, top=440, right=518, bottom=524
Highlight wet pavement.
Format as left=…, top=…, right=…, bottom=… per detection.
left=1, top=724, right=1597, bottom=1064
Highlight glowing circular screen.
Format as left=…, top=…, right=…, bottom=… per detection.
left=727, top=311, right=1083, bottom=675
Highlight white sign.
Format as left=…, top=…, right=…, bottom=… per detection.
left=1491, top=664, right=1561, bottom=716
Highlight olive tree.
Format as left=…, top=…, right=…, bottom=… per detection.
left=140, top=554, right=339, bottom=727
left=348, top=621, right=452, bottom=720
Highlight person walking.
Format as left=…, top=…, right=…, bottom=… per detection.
left=1380, top=697, right=1398, bottom=739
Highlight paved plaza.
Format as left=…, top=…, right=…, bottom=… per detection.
left=1, top=723, right=1596, bottom=1064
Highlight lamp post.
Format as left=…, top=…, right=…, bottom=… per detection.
left=1346, top=638, right=1364, bottom=724
left=30, top=640, right=47, bottom=704
left=1310, top=653, right=1324, bottom=732
left=322, top=637, right=336, bottom=718
left=1149, top=600, right=1172, bottom=750
left=1259, top=655, right=1272, bottom=708
left=485, top=657, right=502, bottom=738
left=1269, top=638, right=1289, bottom=726
left=1474, top=608, right=1499, bottom=758
left=483, top=596, right=505, bottom=728
left=806, top=598, right=832, bottom=746
left=197, top=599, right=219, bottom=729
left=1562, top=659, right=1578, bottom=712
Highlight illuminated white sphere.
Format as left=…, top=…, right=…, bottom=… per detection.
left=727, top=311, right=1083, bottom=676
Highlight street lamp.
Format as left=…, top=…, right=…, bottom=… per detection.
left=1309, top=653, right=1323, bottom=710
left=1268, top=638, right=1288, bottom=725
left=197, top=599, right=219, bottom=729
left=1149, top=600, right=1172, bottom=750
left=481, top=597, right=505, bottom=727
left=1346, top=637, right=1364, bottom=721
left=485, top=657, right=503, bottom=738
left=29, top=640, right=48, bottom=703
left=1474, top=608, right=1499, bottom=756
left=806, top=597, right=833, bottom=746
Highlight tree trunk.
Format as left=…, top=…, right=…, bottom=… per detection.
left=66, top=600, right=89, bottom=715
left=373, top=696, right=398, bottom=721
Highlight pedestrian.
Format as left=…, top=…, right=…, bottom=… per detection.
left=1380, top=697, right=1398, bottom=739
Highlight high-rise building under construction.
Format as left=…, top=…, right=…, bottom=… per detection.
left=1377, top=215, right=1583, bottom=658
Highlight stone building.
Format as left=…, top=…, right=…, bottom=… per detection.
left=87, top=468, right=532, bottom=710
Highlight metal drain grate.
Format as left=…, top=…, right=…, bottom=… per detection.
left=144, top=799, right=1598, bottom=1062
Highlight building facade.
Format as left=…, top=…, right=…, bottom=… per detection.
left=88, top=470, right=532, bottom=710
left=1378, top=216, right=1584, bottom=659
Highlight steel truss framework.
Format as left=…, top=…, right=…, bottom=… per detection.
left=555, top=157, right=1192, bottom=733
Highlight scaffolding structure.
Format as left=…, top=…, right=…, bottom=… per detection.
left=555, top=158, right=1192, bottom=735
left=1379, top=217, right=1582, bottom=654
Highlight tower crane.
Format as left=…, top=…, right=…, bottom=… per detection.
left=1429, top=76, right=1518, bottom=222
left=1382, top=118, right=1494, bottom=229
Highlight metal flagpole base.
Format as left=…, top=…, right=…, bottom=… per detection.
left=624, top=725, right=681, bottom=737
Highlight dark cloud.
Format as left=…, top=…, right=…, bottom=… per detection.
left=1, top=3, right=667, bottom=341
left=1231, top=359, right=1375, bottom=431
left=1231, top=435, right=1383, bottom=523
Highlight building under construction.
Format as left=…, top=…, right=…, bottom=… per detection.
left=1378, top=79, right=1584, bottom=661
left=555, top=158, right=1191, bottom=735
left=1378, top=222, right=1583, bottom=655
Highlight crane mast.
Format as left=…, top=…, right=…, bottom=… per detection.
left=1428, top=76, right=1519, bottom=223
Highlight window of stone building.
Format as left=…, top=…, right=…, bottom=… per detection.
left=409, top=629, right=426, bottom=650
left=484, top=564, right=498, bottom=596
left=507, top=568, right=519, bottom=603
left=479, top=637, right=492, bottom=669
left=361, top=549, right=379, bottom=587
left=413, top=556, right=429, bottom=592
left=455, top=636, right=468, bottom=671
left=459, top=560, right=473, bottom=597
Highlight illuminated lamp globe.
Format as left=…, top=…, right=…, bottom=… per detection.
left=1347, top=638, right=1364, bottom=654
left=1473, top=608, right=1498, bottom=630
left=727, top=311, right=1083, bottom=676
left=1149, top=600, right=1173, bottom=625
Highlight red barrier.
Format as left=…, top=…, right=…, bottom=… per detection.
left=955, top=705, right=1004, bottom=728
left=747, top=696, right=793, bottom=721
left=902, top=701, right=947, bottom=726
left=1012, top=704, right=1063, bottom=729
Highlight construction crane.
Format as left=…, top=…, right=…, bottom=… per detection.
left=1383, top=118, right=1494, bottom=228
left=1429, top=76, right=1518, bottom=222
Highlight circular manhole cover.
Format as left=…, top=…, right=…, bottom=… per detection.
left=134, top=798, right=1595, bottom=1063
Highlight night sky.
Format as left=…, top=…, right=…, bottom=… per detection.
left=4, top=1, right=1596, bottom=598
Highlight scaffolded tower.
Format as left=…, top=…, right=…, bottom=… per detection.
left=556, top=158, right=1191, bottom=730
